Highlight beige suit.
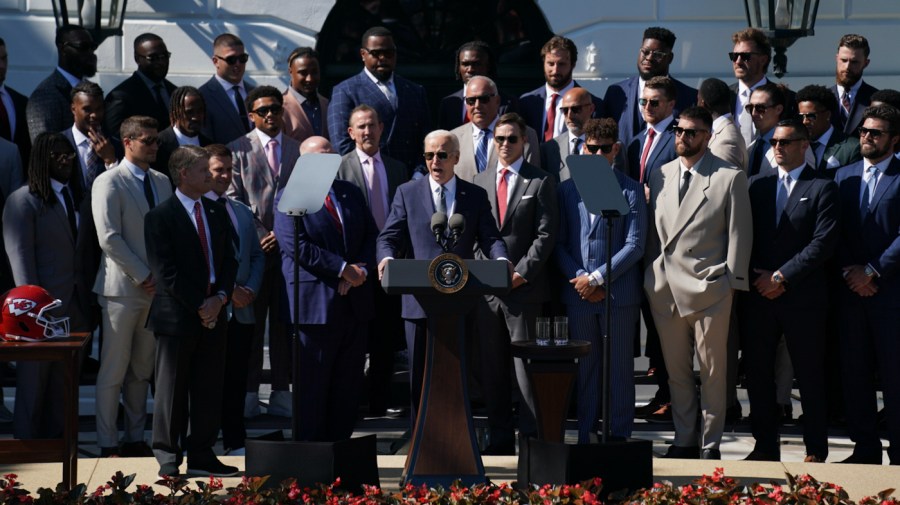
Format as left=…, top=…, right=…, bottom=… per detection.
left=644, top=151, right=752, bottom=450
left=451, top=122, right=541, bottom=182
left=708, top=116, right=748, bottom=172
left=282, top=89, right=329, bottom=144
left=92, top=162, right=174, bottom=448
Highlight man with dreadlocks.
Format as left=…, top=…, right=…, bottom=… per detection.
left=3, top=132, right=91, bottom=438
left=157, top=86, right=211, bottom=186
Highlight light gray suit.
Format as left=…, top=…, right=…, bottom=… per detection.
left=92, top=162, right=173, bottom=448
left=451, top=122, right=541, bottom=182
left=708, top=116, right=748, bottom=173
left=539, top=132, right=575, bottom=182
left=336, top=150, right=407, bottom=211
left=644, top=151, right=752, bottom=450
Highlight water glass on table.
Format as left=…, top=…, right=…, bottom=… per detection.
left=535, top=317, right=552, bottom=346
left=553, top=316, right=569, bottom=345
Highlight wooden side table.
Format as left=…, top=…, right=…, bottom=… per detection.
left=0, top=333, right=90, bottom=489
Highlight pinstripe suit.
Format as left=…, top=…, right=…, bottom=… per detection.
left=555, top=171, right=647, bottom=441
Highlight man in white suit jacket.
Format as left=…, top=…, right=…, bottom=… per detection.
left=92, top=116, right=173, bottom=457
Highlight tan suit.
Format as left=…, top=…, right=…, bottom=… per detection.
left=450, top=122, right=541, bottom=182
left=92, top=162, right=174, bottom=448
left=644, top=151, right=751, bottom=450
left=282, top=89, right=329, bottom=144
left=708, top=116, right=748, bottom=172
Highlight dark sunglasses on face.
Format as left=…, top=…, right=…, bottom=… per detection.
left=728, top=51, right=762, bottom=62
left=129, top=136, right=161, bottom=146
left=858, top=126, right=886, bottom=138
left=673, top=127, right=708, bottom=139
left=770, top=138, right=800, bottom=147
left=251, top=104, right=283, bottom=116
left=464, top=93, right=496, bottom=106
left=584, top=143, right=613, bottom=154
left=64, top=41, right=98, bottom=52
left=362, top=48, right=396, bottom=59
left=50, top=151, right=77, bottom=162
left=424, top=151, right=450, bottom=161
left=215, top=53, right=249, bottom=65
left=140, top=52, right=172, bottom=63
left=797, top=112, right=818, bottom=121
left=744, top=103, right=773, bottom=115
left=560, top=104, right=590, bottom=115
left=638, top=98, right=660, bottom=108
left=494, top=135, right=519, bottom=144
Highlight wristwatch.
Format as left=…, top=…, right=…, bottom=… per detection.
left=772, top=271, right=784, bottom=284
left=864, top=265, right=877, bottom=278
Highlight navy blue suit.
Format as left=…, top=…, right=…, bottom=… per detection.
left=328, top=71, right=430, bottom=175
left=835, top=157, right=900, bottom=463
left=830, top=81, right=878, bottom=137
left=555, top=172, right=646, bottom=441
left=625, top=123, right=677, bottom=184
left=518, top=82, right=603, bottom=142
left=603, top=76, right=697, bottom=148
left=274, top=180, right=377, bottom=441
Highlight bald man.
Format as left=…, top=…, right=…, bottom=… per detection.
left=540, top=87, right=596, bottom=181
left=300, top=135, right=334, bottom=155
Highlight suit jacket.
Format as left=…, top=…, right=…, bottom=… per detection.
left=155, top=126, right=212, bottom=186
left=145, top=195, right=238, bottom=336
left=0, top=138, right=23, bottom=201
left=555, top=171, right=647, bottom=308
left=835, top=157, right=900, bottom=308
left=26, top=70, right=74, bottom=142
left=4, top=85, right=31, bottom=167
left=603, top=75, right=697, bottom=147
left=518, top=82, right=603, bottom=141
left=3, top=186, right=89, bottom=331
left=644, top=151, right=752, bottom=316
left=437, top=89, right=519, bottom=131
left=282, top=89, right=329, bottom=143
left=199, top=76, right=254, bottom=145
left=336, top=150, right=407, bottom=210
left=62, top=127, right=124, bottom=206
left=451, top=122, right=541, bottom=182
left=729, top=79, right=797, bottom=120
left=226, top=131, right=302, bottom=238
left=816, top=129, right=861, bottom=175
left=328, top=70, right=430, bottom=174
left=273, top=180, right=377, bottom=324
left=473, top=161, right=558, bottom=303
left=376, top=176, right=508, bottom=319
left=830, top=80, right=878, bottom=137
left=708, top=116, right=748, bottom=172
left=91, top=162, right=174, bottom=298
left=227, top=197, right=265, bottom=324
left=625, top=123, right=677, bottom=183
left=747, top=134, right=816, bottom=178
left=746, top=166, right=839, bottom=307
left=103, top=72, right=177, bottom=138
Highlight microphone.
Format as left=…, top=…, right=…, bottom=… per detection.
left=448, top=213, right=466, bottom=247
left=431, top=212, right=448, bottom=250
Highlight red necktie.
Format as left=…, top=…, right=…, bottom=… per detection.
left=639, top=128, right=657, bottom=184
left=497, top=168, right=509, bottom=227
left=325, top=194, right=343, bottom=235
left=544, top=93, right=559, bottom=141
left=193, top=202, right=211, bottom=295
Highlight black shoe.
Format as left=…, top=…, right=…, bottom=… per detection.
left=100, top=445, right=120, bottom=458
left=121, top=441, right=154, bottom=458
left=158, top=462, right=180, bottom=477
left=701, top=448, right=721, bottom=460
left=187, top=457, right=239, bottom=477
left=635, top=397, right=664, bottom=418
left=780, top=404, right=793, bottom=423
left=725, top=403, right=743, bottom=424
left=840, top=452, right=882, bottom=465
left=661, top=445, right=699, bottom=459
left=744, top=449, right=780, bottom=461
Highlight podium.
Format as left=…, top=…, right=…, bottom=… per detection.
left=382, top=258, right=509, bottom=487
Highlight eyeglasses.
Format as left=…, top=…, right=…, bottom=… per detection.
left=139, top=52, right=172, bottom=63
left=215, top=53, right=249, bottom=65
left=63, top=41, right=98, bottom=52
left=464, top=93, right=496, bottom=106
left=744, top=103, right=774, bottom=115
left=770, top=138, right=801, bottom=147
left=584, top=143, right=613, bottom=154
left=50, top=151, right=77, bottom=162
left=797, top=112, right=818, bottom=121
left=728, top=51, right=763, bottom=62
left=560, top=104, right=591, bottom=115
left=251, top=104, right=283, bottom=116
left=858, top=126, right=886, bottom=138
left=362, top=48, right=396, bottom=59
left=494, top=135, right=519, bottom=144
left=129, top=136, right=161, bottom=146
left=638, top=98, right=661, bottom=108
left=673, top=127, right=709, bottom=139
left=424, top=151, right=450, bottom=161
left=639, top=48, right=670, bottom=61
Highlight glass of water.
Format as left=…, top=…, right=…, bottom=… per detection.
left=553, top=316, right=569, bottom=345
left=536, top=317, right=552, bottom=346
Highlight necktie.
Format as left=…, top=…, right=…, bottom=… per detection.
left=678, top=170, right=692, bottom=205
left=193, top=202, right=211, bottom=294
left=739, top=89, right=754, bottom=146
left=841, top=91, right=852, bottom=118
left=810, top=140, right=822, bottom=169
left=142, top=173, right=155, bottom=209
left=265, top=138, right=279, bottom=181
left=861, top=165, right=878, bottom=220
left=776, top=173, right=789, bottom=226
left=85, top=144, right=105, bottom=185
left=0, top=91, right=10, bottom=141
left=233, top=85, right=250, bottom=132
left=61, top=186, right=77, bottom=239
left=367, top=158, right=387, bottom=229
left=379, top=81, right=398, bottom=110
left=544, top=93, right=559, bottom=142
left=437, top=185, right=447, bottom=214
left=324, top=194, right=343, bottom=234
left=497, top=168, right=509, bottom=227
left=572, top=137, right=582, bottom=155
left=750, top=137, right=767, bottom=177
left=475, top=129, right=490, bottom=173
left=639, top=128, right=656, bottom=183
left=153, top=84, right=165, bottom=108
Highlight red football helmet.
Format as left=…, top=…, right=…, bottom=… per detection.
left=0, top=285, right=70, bottom=342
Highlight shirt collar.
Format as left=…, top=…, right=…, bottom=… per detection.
left=50, top=178, right=67, bottom=193
left=837, top=79, right=864, bottom=99
left=470, top=117, right=498, bottom=136
left=173, top=126, right=201, bottom=145
left=288, top=86, right=318, bottom=106
left=204, top=190, right=225, bottom=201
left=214, top=74, right=245, bottom=94
left=738, top=76, right=768, bottom=96
left=712, top=115, right=730, bottom=130
left=136, top=70, right=163, bottom=90
left=815, top=125, right=834, bottom=146
left=680, top=153, right=707, bottom=173
left=71, top=125, right=90, bottom=146
left=780, top=163, right=806, bottom=180
left=568, top=131, right=585, bottom=144
left=56, top=67, right=82, bottom=87
left=867, top=154, right=893, bottom=174
left=545, top=80, right=575, bottom=99
left=429, top=174, right=457, bottom=194
left=123, top=158, right=149, bottom=179
left=497, top=155, right=524, bottom=175
left=363, top=67, right=394, bottom=87
left=356, top=147, right=383, bottom=166
left=648, top=115, right=675, bottom=134
left=254, top=128, right=283, bottom=146
left=175, top=188, right=201, bottom=209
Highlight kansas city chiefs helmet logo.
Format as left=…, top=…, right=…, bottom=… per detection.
left=8, top=298, right=37, bottom=317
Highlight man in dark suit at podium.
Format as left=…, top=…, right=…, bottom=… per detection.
left=376, top=129, right=508, bottom=423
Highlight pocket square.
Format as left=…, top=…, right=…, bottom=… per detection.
left=799, top=197, right=809, bottom=202
left=521, top=195, right=534, bottom=200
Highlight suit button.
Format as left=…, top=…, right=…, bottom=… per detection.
left=664, top=248, right=671, bottom=255
left=687, top=248, right=692, bottom=253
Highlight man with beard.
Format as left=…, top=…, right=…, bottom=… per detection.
left=63, top=82, right=123, bottom=206
left=541, top=87, right=596, bottom=181
left=27, top=25, right=97, bottom=141
left=104, top=33, right=178, bottom=139
left=830, top=34, right=878, bottom=138
left=644, top=106, right=751, bottom=460
left=437, top=41, right=519, bottom=131
left=604, top=27, right=697, bottom=149
left=519, top=36, right=602, bottom=143
left=157, top=86, right=211, bottom=186
left=282, top=47, right=329, bottom=143
left=834, top=104, right=900, bottom=464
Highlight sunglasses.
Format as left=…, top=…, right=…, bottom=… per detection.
left=638, top=98, right=661, bottom=108
left=560, top=104, right=591, bottom=115
left=362, top=48, right=396, bottom=59
left=639, top=48, right=670, bottom=61
left=584, top=143, right=613, bottom=154
left=858, top=126, right=886, bottom=138
left=770, top=138, right=801, bottom=147
left=129, top=136, right=161, bottom=146
left=251, top=104, right=284, bottom=116
left=728, top=51, right=763, bottom=62
left=50, top=151, right=77, bottom=162
left=464, top=93, right=496, bottom=106
left=673, top=127, right=708, bottom=139
left=424, top=151, right=450, bottom=161
left=64, top=41, right=98, bottom=52
left=140, top=52, right=172, bottom=63
left=494, top=135, right=519, bottom=144
left=744, top=103, right=773, bottom=115
left=215, top=53, right=249, bottom=65
left=797, top=112, right=818, bottom=121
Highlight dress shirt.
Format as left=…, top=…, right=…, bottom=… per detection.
left=254, top=129, right=283, bottom=177
left=643, top=115, right=675, bottom=160
left=567, top=131, right=585, bottom=155
left=363, top=67, right=397, bottom=106
left=136, top=70, right=171, bottom=109
left=214, top=74, right=248, bottom=115
left=355, top=147, right=390, bottom=213
left=173, top=126, right=202, bottom=146
left=470, top=117, right=498, bottom=160
left=777, top=163, right=805, bottom=196
left=56, top=66, right=83, bottom=87
left=175, top=188, right=216, bottom=284
left=124, top=158, right=159, bottom=205
left=50, top=178, right=79, bottom=228
left=860, top=155, right=892, bottom=203
left=836, top=79, right=864, bottom=112
left=734, top=77, right=767, bottom=129
left=810, top=126, right=834, bottom=166
left=544, top=81, right=575, bottom=139
left=71, top=125, right=94, bottom=188
left=428, top=175, right=457, bottom=216
left=288, top=87, right=324, bottom=136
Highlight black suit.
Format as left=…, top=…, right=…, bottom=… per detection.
left=155, top=127, right=212, bottom=187
left=3, top=85, right=30, bottom=169
left=741, top=165, right=839, bottom=459
left=145, top=194, right=238, bottom=467
left=104, top=72, right=177, bottom=139
left=437, top=89, right=519, bottom=131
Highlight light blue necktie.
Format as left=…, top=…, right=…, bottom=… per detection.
left=475, top=129, right=489, bottom=173
left=775, top=173, right=789, bottom=226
